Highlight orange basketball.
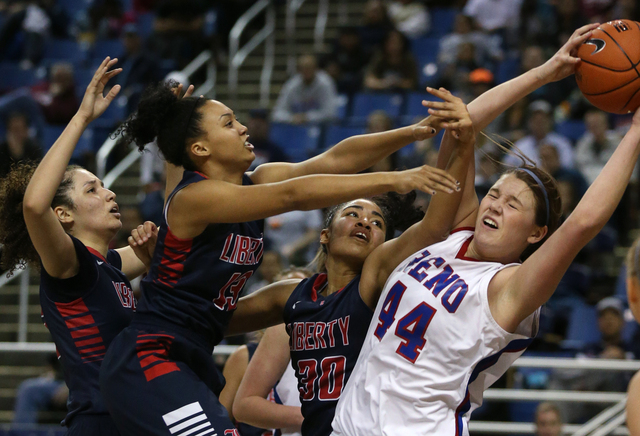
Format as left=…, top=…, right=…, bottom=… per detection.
left=575, top=19, right=640, bottom=114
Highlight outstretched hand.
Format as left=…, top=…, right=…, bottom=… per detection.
left=422, top=87, right=474, bottom=144
left=77, top=57, right=122, bottom=124
left=172, top=83, right=195, bottom=99
left=536, top=23, right=600, bottom=83
left=128, top=221, right=159, bottom=268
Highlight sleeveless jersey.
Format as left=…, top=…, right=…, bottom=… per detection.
left=274, top=361, right=303, bottom=436
left=136, top=170, right=265, bottom=350
left=331, top=229, right=539, bottom=436
left=40, top=235, right=135, bottom=425
left=283, top=274, right=373, bottom=436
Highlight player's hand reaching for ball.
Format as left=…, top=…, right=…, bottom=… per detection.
left=536, top=23, right=600, bottom=83
left=129, top=221, right=159, bottom=268
left=390, top=165, right=460, bottom=196
left=422, top=87, right=475, bottom=145
left=76, top=57, right=122, bottom=125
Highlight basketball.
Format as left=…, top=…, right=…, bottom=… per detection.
left=575, top=20, right=640, bottom=114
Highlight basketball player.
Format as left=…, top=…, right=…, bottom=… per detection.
left=98, top=79, right=460, bottom=435
left=330, top=23, right=640, bottom=436
left=0, top=58, right=157, bottom=435
left=231, top=88, right=474, bottom=436
left=624, top=242, right=640, bottom=436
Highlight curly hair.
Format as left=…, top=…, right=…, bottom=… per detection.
left=309, top=192, right=424, bottom=272
left=118, top=80, right=207, bottom=172
left=0, top=162, right=79, bottom=275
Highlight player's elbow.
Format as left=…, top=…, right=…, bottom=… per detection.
left=232, top=399, right=249, bottom=423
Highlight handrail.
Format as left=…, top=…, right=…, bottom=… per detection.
left=0, top=267, right=25, bottom=288
left=573, top=400, right=627, bottom=436
left=513, top=357, right=640, bottom=371
left=228, top=0, right=276, bottom=107
left=314, top=0, right=329, bottom=52
left=0, top=342, right=240, bottom=356
left=286, top=0, right=306, bottom=75
left=483, top=389, right=626, bottom=403
left=469, top=422, right=629, bottom=435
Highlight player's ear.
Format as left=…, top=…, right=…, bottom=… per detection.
left=320, top=228, right=330, bottom=245
left=190, top=141, right=210, bottom=158
left=54, top=205, right=74, bottom=225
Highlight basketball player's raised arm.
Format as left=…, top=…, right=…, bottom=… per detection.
left=249, top=117, right=445, bottom=184
left=171, top=167, right=458, bottom=233
left=360, top=89, right=476, bottom=306
left=423, top=23, right=598, bottom=132
left=493, top=109, right=640, bottom=332
left=22, top=58, right=121, bottom=278
left=233, top=325, right=303, bottom=431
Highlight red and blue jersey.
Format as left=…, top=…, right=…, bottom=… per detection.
left=136, top=170, right=265, bottom=352
left=283, top=274, right=373, bottom=436
left=39, top=235, right=135, bottom=426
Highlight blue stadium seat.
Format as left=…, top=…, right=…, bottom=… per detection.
left=349, top=93, right=404, bottom=126
left=92, top=40, right=125, bottom=64
left=495, top=56, right=520, bottom=84
left=404, top=92, right=439, bottom=119
left=429, top=8, right=457, bottom=36
left=269, top=123, right=321, bottom=162
left=0, top=63, right=38, bottom=91
left=564, top=303, right=600, bottom=348
left=74, top=67, right=95, bottom=97
left=324, top=125, right=365, bottom=149
left=555, top=119, right=587, bottom=143
left=41, top=125, right=93, bottom=161
left=42, top=39, right=88, bottom=65
left=58, top=0, right=91, bottom=15
left=336, top=94, right=350, bottom=119
left=137, top=13, right=155, bottom=38
left=410, top=36, right=440, bottom=63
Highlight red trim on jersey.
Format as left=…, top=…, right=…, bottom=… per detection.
left=157, top=228, right=193, bottom=285
left=311, top=274, right=328, bottom=302
left=455, top=236, right=482, bottom=262
left=54, top=299, right=105, bottom=362
left=135, top=333, right=180, bottom=382
left=86, top=247, right=107, bottom=262
left=194, top=171, right=209, bottom=179
left=450, top=227, right=475, bottom=234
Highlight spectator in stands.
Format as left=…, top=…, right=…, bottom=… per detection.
left=539, top=143, right=588, bottom=199
left=148, top=0, right=207, bottom=69
left=534, top=402, right=563, bottom=436
left=504, top=100, right=574, bottom=169
left=272, top=54, right=338, bottom=125
left=386, top=0, right=429, bottom=39
left=247, top=108, right=289, bottom=170
left=0, top=0, right=68, bottom=68
left=552, top=0, right=588, bottom=48
left=462, top=0, right=523, bottom=49
left=364, top=110, right=400, bottom=171
left=244, top=250, right=284, bottom=295
left=363, top=29, right=418, bottom=92
left=521, top=45, right=575, bottom=105
left=438, top=41, right=479, bottom=97
left=31, top=62, right=79, bottom=125
left=12, top=353, right=67, bottom=424
left=581, top=297, right=634, bottom=360
left=264, top=207, right=324, bottom=266
left=575, top=110, right=622, bottom=186
left=0, top=112, right=42, bottom=179
left=358, top=0, right=395, bottom=55
left=323, top=26, right=370, bottom=95
left=437, top=14, right=502, bottom=73
left=115, top=23, right=162, bottom=111
left=88, top=0, right=126, bottom=40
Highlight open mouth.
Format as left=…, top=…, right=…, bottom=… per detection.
left=244, top=140, right=254, bottom=150
left=352, top=231, right=369, bottom=242
left=483, top=218, right=498, bottom=229
left=110, top=204, right=121, bottom=218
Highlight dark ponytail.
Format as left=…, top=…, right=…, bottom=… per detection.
left=0, top=162, right=80, bottom=275
left=120, top=80, right=207, bottom=171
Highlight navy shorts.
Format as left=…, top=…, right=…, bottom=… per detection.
left=99, top=325, right=238, bottom=436
left=66, top=414, right=121, bottom=436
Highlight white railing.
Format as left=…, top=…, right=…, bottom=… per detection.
left=0, top=267, right=30, bottom=342
left=228, top=0, right=276, bottom=108
left=285, top=0, right=332, bottom=75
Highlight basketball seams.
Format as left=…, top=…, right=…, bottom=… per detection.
left=622, top=86, right=640, bottom=111
left=598, top=27, right=640, bottom=78
left=579, top=58, right=638, bottom=72
left=581, top=75, right=640, bottom=96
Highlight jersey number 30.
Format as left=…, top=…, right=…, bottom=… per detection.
left=374, top=281, right=436, bottom=363
left=297, top=356, right=346, bottom=401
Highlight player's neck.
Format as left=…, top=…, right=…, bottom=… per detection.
left=74, top=231, right=111, bottom=259
left=198, top=160, right=245, bottom=185
left=324, top=258, right=360, bottom=295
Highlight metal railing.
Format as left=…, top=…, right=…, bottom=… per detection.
left=228, top=0, right=276, bottom=108
left=0, top=267, right=30, bottom=342
left=285, top=0, right=332, bottom=75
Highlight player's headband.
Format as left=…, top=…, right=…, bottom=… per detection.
left=518, top=168, right=549, bottom=227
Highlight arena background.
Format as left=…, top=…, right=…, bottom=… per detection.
left=1, top=0, right=639, bottom=434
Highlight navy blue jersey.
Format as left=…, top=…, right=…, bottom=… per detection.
left=136, top=170, right=265, bottom=351
left=40, top=235, right=135, bottom=426
left=283, top=273, right=373, bottom=436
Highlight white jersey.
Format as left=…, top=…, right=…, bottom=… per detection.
left=331, top=229, right=539, bottom=436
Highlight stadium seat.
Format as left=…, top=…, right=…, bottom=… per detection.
left=429, top=8, right=457, bottom=36
left=403, top=92, right=440, bottom=123
left=92, top=40, right=125, bottom=64
left=42, top=39, right=88, bottom=66
left=57, top=0, right=91, bottom=15
left=410, top=37, right=440, bottom=64
left=555, top=119, right=587, bottom=143
left=324, top=125, right=365, bottom=149
left=349, top=93, right=404, bottom=126
left=137, top=13, right=155, bottom=38
left=495, top=56, right=520, bottom=84
left=269, top=123, right=321, bottom=162
left=0, top=63, right=38, bottom=91
left=336, top=94, right=350, bottom=119
left=564, top=303, right=600, bottom=348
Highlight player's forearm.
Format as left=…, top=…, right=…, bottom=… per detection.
left=23, top=116, right=88, bottom=214
left=233, top=398, right=303, bottom=431
left=319, top=127, right=416, bottom=174
left=468, top=68, right=546, bottom=132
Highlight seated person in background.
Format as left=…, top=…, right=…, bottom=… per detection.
left=12, top=353, right=68, bottom=425
left=581, top=297, right=634, bottom=360
left=364, top=29, right=418, bottom=92
left=272, top=54, right=338, bottom=125
left=0, top=112, right=42, bottom=179
left=246, top=108, right=289, bottom=170
left=323, top=26, right=370, bottom=95
left=504, top=100, right=574, bottom=169
left=358, top=0, right=395, bottom=55
left=534, top=402, right=563, bottom=436
left=575, top=110, right=623, bottom=186
left=386, top=0, right=429, bottom=39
